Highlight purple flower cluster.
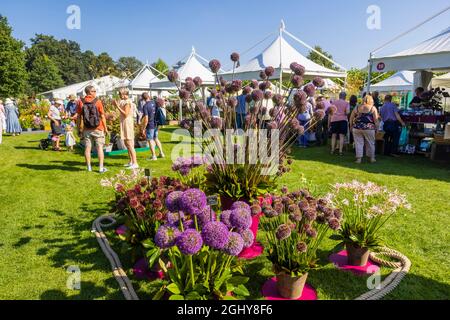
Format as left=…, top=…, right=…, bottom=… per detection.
left=155, top=225, right=180, bottom=248
left=180, top=189, right=207, bottom=214
left=223, top=232, right=244, bottom=256
left=176, top=229, right=203, bottom=255
left=209, top=59, right=221, bottom=73
left=172, top=156, right=207, bottom=176
left=201, top=221, right=230, bottom=249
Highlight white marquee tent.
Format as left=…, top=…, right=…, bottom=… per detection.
left=371, top=27, right=450, bottom=73
left=128, top=65, right=171, bottom=97
left=42, top=75, right=130, bottom=99
left=221, top=23, right=347, bottom=82
left=432, top=72, right=450, bottom=87
left=371, top=71, right=415, bottom=92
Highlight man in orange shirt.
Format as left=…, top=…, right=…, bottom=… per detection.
left=76, top=85, right=109, bottom=173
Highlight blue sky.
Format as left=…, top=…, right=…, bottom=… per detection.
left=1, top=0, right=449, bottom=70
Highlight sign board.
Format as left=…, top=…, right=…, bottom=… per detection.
left=207, top=195, right=218, bottom=206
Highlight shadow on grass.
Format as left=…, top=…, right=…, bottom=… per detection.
left=16, top=164, right=81, bottom=172
left=292, top=146, right=450, bottom=183
left=40, top=279, right=124, bottom=300
left=13, top=237, right=32, bottom=248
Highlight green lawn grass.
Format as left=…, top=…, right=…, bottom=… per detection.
left=0, top=127, right=449, bottom=300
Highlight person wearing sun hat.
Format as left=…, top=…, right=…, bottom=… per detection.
left=4, top=98, right=22, bottom=136
left=48, top=99, right=64, bottom=151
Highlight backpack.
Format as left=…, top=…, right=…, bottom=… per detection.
left=82, top=98, right=100, bottom=129
left=155, top=106, right=166, bottom=126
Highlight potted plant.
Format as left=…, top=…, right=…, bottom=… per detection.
left=260, top=187, right=340, bottom=299
left=151, top=188, right=253, bottom=300
left=326, top=181, right=411, bottom=266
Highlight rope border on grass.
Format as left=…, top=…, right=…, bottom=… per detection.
left=93, top=215, right=411, bottom=301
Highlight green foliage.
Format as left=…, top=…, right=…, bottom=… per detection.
left=307, top=46, right=340, bottom=71
left=0, top=15, right=28, bottom=97
left=151, top=58, right=169, bottom=79
left=28, top=54, right=64, bottom=94
left=116, top=57, right=144, bottom=78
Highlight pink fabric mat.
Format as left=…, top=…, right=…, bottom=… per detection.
left=133, top=258, right=164, bottom=280
left=329, top=250, right=380, bottom=276
left=262, top=277, right=317, bottom=300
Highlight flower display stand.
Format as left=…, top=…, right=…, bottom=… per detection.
left=329, top=250, right=380, bottom=276
left=261, top=277, right=317, bottom=300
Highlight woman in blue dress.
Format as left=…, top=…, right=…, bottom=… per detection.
left=4, top=98, right=22, bottom=136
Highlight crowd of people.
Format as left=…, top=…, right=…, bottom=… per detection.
left=0, top=98, right=22, bottom=144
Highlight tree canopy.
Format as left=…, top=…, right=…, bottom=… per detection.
left=307, top=46, right=340, bottom=71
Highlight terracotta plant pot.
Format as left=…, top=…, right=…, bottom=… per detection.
left=346, top=243, right=370, bottom=266
left=276, top=272, right=308, bottom=299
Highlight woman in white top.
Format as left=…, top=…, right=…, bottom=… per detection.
left=48, top=100, right=64, bottom=151
left=113, top=88, right=139, bottom=169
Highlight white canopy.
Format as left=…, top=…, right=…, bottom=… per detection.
left=432, top=72, right=450, bottom=87
left=129, top=65, right=160, bottom=90
left=42, top=75, right=129, bottom=99
left=371, top=71, right=415, bottom=92
left=150, top=47, right=216, bottom=90
left=221, top=32, right=346, bottom=81
left=306, top=78, right=342, bottom=91
left=371, top=27, right=450, bottom=72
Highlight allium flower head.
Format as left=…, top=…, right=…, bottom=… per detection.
left=313, top=77, right=325, bottom=88
left=179, top=89, right=190, bottom=100
left=166, top=211, right=185, bottom=225
left=304, top=208, right=317, bottom=221
left=210, top=89, right=218, bottom=97
left=276, top=224, right=292, bottom=240
left=209, top=59, right=221, bottom=73
left=250, top=204, right=262, bottom=216
left=296, top=241, right=308, bottom=253
left=270, top=94, right=283, bottom=107
left=259, top=71, right=268, bottom=80
left=184, top=81, right=196, bottom=92
left=166, top=191, right=184, bottom=212
left=303, top=84, right=316, bottom=97
left=201, top=221, right=230, bottom=249
left=230, top=52, right=240, bottom=62
left=227, top=97, right=238, bottom=108
left=219, top=77, right=227, bottom=87
left=210, top=117, right=223, bottom=129
left=264, top=91, right=273, bottom=100
left=290, top=63, right=305, bottom=76
left=231, top=201, right=251, bottom=213
left=291, top=75, right=304, bottom=88
left=333, top=209, right=343, bottom=220
left=230, top=208, right=252, bottom=231
left=243, top=86, right=252, bottom=95
left=328, top=218, right=341, bottom=230
left=250, top=80, right=259, bottom=89
left=306, top=227, right=317, bottom=238
left=220, top=210, right=233, bottom=229
left=240, top=229, right=254, bottom=248
left=167, top=70, right=179, bottom=83
left=293, top=90, right=308, bottom=106
left=180, top=189, right=207, bottom=215
left=193, top=76, right=203, bottom=87
left=265, top=66, right=275, bottom=77
left=281, top=186, right=289, bottom=194
left=155, top=98, right=165, bottom=108
left=289, top=210, right=302, bottom=223
left=252, top=89, right=264, bottom=102
left=223, top=232, right=244, bottom=256
left=177, top=229, right=203, bottom=255
left=245, top=94, right=253, bottom=104
left=155, top=225, right=180, bottom=249
left=259, top=81, right=269, bottom=91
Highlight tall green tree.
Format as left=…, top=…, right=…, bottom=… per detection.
left=151, top=58, right=169, bottom=79
left=116, top=56, right=143, bottom=78
left=28, top=54, right=64, bottom=94
left=307, top=46, right=340, bottom=71
left=0, top=15, right=28, bottom=97
left=89, top=52, right=118, bottom=78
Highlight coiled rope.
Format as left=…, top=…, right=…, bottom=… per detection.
left=92, top=215, right=410, bottom=301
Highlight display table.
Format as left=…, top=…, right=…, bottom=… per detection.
left=401, top=115, right=447, bottom=124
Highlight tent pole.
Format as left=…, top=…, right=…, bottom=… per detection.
left=279, top=23, right=283, bottom=94
left=366, top=53, right=373, bottom=94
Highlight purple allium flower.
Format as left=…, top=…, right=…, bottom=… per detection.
left=259, top=71, right=268, bottom=80
left=183, top=219, right=195, bottom=230
left=297, top=242, right=308, bottom=253
left=166, top=191, right=184, bottom=212
left=220, top=210, right=233, bottom=229
left=196, top=205, right=216, bottom=226
left=333, top=209, right=343, bottom=220
left=328, top=218, right=341, bottom=230
left=289, top=210, right=302, bottom=223
left=184, top=80, right=196, bottom=92
left=245, top=94, right=253, bottom=104
left=231, top=201, right=251, bottom=214
left=185, top=77, right=193, bottom=83
left=210, top=117, right=222, bottom=129
left=293, top=90, right=308, bottom=106
left=231, top=80, right=242, bottom=92
left=155, top=225, right=181, bottom=249
left=313, top=77, right=325, bottom=88
left=291, top=75, right=304, bottom=88
left=250, top=204, right=262, bottom=216
left=167, top=70, right=179, bottom=83
left=227, top=97, right=238, bottom=108
left=264, top=91, right=273, bottom=100
left=225, top=83, right=234, bottom=94
left=272, top=94, right=284, bottom=106
left=230, top=52, right=240, bottom=62
left=209, top=59, right=221, bottom=73
left=223, top=232, right=244, bottom=256
left=201, top=221, right=230, bottom=249
left=177, top=229, right=203, bottom=255
left=303, top=84, right=316, bottom=97
left=276, top=224, right=292, bottom=240
left=250, top=80, right=259, bottom=89
left=240, top=229, right=254, bottom=248
left=290, top=63, right=305, bottom=76
left=193, top=76, right=203, bottom=87
left=259, top=81, right=270, bottom=91
left=243, top=86, right=252, bottom=95
left=265, top=66, right=275, bottom=77
left=252, top=89, right=264, bottom=102
left=281, top=186, right=289, bottom=194
left=210, top=89, right=218, bottom=97
left=306, top=227, right=317, bottom=238
left=219, top=77, right=227, bottom=88
left=129, top=197, right=140, bottom=209
left=115, top=183, right=125, bottom=193
left=166, top=211, right=185, bottom=225
left=179, top=89, right=191, bottom=100
left=230, top=208, right=252, bottom=231
left=180, top=189, right=207, bottom=215
left=304, top=208, right=317, bottom=221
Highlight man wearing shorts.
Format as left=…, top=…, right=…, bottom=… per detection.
left=76, top=85, right=108, bottom=173
left=141, top=93, right=165, bottom=161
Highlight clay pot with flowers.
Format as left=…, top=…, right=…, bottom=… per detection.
left=260, top=187, right=341, bottom=299
left=326, top=180, right=411, bottom=266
